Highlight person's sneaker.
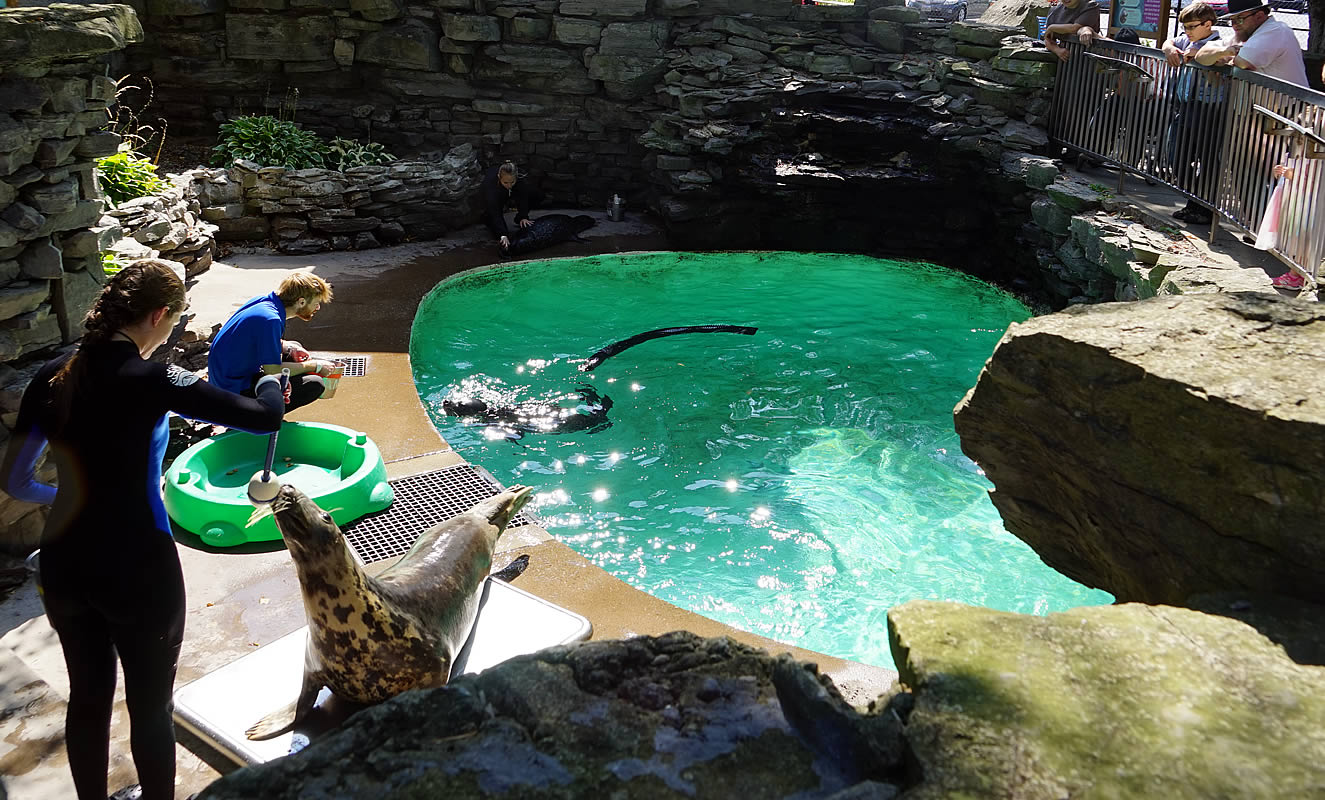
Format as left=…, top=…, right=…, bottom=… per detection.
left=1271, top=271, right=1305, bottom=289
left=1186, top=210, right=1212, bottom=225
left=108, top=784, right=143, bottom=800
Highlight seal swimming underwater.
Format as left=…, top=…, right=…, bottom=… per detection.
left=502, top=213, right=595, bottom=258
left=245, top=482, right=532, bottom=740
left=442, top=380, right=612, bottom=438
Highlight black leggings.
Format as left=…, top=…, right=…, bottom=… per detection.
left=41, top=537, right=186, bottom=800
left=245, top=372, right=325, bottom=413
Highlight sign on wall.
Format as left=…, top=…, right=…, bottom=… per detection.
left=1110, top=0, right=1172, bottom=41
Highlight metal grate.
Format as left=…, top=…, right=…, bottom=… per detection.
left=331, top=356, right=368, bottom=377
left=340, top=464, right=537, bottom=565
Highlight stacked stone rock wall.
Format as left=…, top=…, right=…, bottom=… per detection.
left=123, top=1, right=1071, bottom=283
left=191, top=144, right=481, bottom=254
left=0, top=4, right=145, bottom=554
left=103, top=176, right=218, bottom=278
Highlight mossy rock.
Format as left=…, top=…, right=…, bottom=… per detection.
left=889, top=599, right=1325, bottom=799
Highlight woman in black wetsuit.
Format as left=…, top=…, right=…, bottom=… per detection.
left=1, top=260, right=285, bottom=800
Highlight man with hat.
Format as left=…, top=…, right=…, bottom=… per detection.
left=1195, top=0, right=1308, bottom=86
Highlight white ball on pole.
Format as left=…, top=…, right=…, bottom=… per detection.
left=247, top=471, right=282, bottom=505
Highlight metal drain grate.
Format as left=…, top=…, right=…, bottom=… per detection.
left=341, top=464, right=538, bottom=565
left=331, top=356, right=368, bottom=377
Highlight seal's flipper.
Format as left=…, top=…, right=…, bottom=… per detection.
left=246, top=700, right=299, bottom=741
left=492, top=553, right=530, bottom=583
left=245, top=671, right=323, bottom=741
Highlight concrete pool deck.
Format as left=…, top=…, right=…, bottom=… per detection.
left=0, top=211, right=899, bottom=799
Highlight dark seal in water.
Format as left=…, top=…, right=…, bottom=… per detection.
left=502, top=213, right=595, bottom=257
left=442, top=380, right=613, bottom=438
left=245, top=482, right=532, bottom=740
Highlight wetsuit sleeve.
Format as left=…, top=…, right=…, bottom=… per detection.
left=1, top=372, right=57, bottom=505
left=481, top=170, right=510, bottom=238
left=157, top=364, right=285, bottom=434
left=513, top=180, right=534, bottom=225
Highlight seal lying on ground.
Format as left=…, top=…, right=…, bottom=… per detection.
left=442, top=380, right=612, bottom=438
left=502, top=213, right=595, bottom=258
left=245, top=482, right=532, bottom=740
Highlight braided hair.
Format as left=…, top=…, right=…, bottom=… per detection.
left=49, top=259, right=187, bottom=415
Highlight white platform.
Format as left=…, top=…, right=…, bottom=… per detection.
left=173, top=577, right=592, bottom=766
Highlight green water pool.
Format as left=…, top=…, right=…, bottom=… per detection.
left=410, top=251, right=1112, bottom=669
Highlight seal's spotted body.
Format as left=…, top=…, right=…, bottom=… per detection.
left=246, top=482, right=531, bottom=740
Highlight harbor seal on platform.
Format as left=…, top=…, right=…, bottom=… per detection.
left=245, top=482, right=532, bottom=740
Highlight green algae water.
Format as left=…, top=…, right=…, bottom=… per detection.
left=411, top=252, right=1112, bottom=669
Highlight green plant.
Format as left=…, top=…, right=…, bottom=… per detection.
left=327, top=137, right=396, bottom=170
left=107, top=76, right=167, bottom=166
left=1088, top=182, right=1113, bottom=197
left=96, top=149, right=168, bottom=206
left=211, top=115, right=329, bottom=170
left=100, top=250, right=128, bottom=276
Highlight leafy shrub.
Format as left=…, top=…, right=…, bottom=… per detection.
left=211, top=115, right=329, bottom=170
left=96, top=150, right=168, bottom=206
left=327, top=137, right=396, bottom=170
left=100, top=250, right=127, bottom=276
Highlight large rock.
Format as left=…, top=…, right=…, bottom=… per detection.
left=52, top=268, right=103, bottom=343
left=978, top=0, right=1052, bottom=39
left=349, top=0, right=404, bottom=22
left=197, top=633, right=905, bottom=799
left=355, top=20, right=442, bottom=71
left=0, top=4, right=144, bottom=66
left=442, top=13, right=502, bottom=42
left=559, top=0, right=648, bottom=17
left=888, top=599, right=1325, bottom=799
left=225, top=15, right=336, bottom=61
left=0, top=281, right=49, bottom=321
left=954, top=292, right=1325, bottom=606
left=146, top=0, right=225, bottom=15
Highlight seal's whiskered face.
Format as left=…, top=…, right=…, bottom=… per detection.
left=273, top=484, right=342, bottom=553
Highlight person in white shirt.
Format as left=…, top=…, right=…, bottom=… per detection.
left=1195, top=0, right=1309, bottom=87
left=1162, top=2, right=1227, bottom=225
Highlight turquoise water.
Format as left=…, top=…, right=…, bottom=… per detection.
left=410, top=252, right=1112, bottom=669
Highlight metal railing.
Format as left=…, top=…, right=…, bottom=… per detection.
left=1049, top=39, right=1325, bottom=286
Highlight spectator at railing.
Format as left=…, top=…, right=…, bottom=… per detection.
left=1042, top=0, right=1102, bottom=62
left=1195, top=0, right=1309, bottom=87
left=1257, top=132, right=1322, bottom=289
left=1162, top=2, right=1227, bottom=225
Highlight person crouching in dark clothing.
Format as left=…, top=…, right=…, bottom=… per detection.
left=481, top=162, right=545, bottom=251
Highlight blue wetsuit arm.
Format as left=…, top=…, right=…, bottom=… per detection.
left=1, top=376, right=57, bottom=505
left=158, top=364, right=285, bottom=434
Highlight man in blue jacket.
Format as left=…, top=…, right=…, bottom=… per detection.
left=208, top=273, right=336, bottom=411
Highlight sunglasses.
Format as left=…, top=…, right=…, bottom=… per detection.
left=1182, top=21, right=1211, bottom=28
left=1229, top=11, right=1260, bottom=24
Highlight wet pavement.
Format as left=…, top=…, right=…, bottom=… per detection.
left=0, top=176, right=1308, bottom=798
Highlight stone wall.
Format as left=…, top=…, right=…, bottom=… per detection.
left=0, top=4, right=144, bottom=553
left=189, top=144, right=481, bottom=254
left=103, top=176, right=218, bottom=277
left=123, top=1, right=1068, bottom=285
